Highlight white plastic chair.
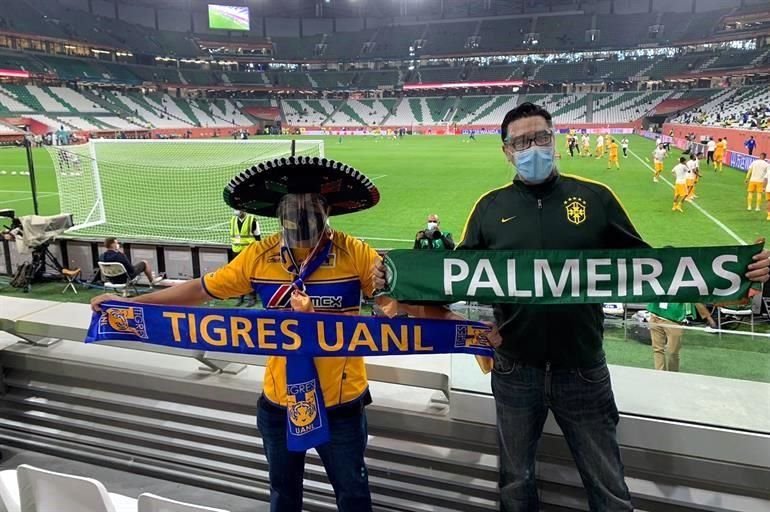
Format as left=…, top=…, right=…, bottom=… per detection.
left=0, top=470, right=20, bottom=512
left=17, top=464, right=137, bottom=512
left=137, top=494, right=228, bottom=512
left=98, top=262, right=140, bottom=297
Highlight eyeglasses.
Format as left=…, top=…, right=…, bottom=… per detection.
left=504, top=130, right=553, bottom=151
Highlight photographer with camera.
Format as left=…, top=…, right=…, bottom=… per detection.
left=414, top=214, right=454, bottom=250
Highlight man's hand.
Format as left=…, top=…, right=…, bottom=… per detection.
left=482, top=321, right=503, bottom=348
left=371, top=260, right=388, bottom=292
left=415, top=230, right=426, bottom=240
left=90, top=293, right=124, bottom=313
left=746, top=238, right=770, bottom=283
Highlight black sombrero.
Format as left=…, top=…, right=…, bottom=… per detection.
left=223, top=156, right=380, bottom=217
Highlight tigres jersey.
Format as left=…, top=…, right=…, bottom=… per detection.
left=202, top=231, right=380, bottom=408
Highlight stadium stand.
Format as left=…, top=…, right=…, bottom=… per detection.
left=322, top=98, right=394, bottom=127
left=98, top=115, right=148, bottom=131
left=355, top=70, right=401, bottom=89
left=595, top=13, right=660, bottom=48
left=465, top=95, right=520, bottom=125
left=37, top=55, right=108, bottom=82
left=674, top=86, right=770, bottom=129
left=386, top=97, right=422, bottom=126
left=646, top=53, right=711, bottom=79
left=308, top=71, right=356, bottom=89
left=323, top=29, right=378, bottom=60
left=0, top=87, right=34, bottom=113
left=452, top=96, right=495, bottom=124
left=423, top=21, right=478, bottom=55
left=410, top=66, right=463, bottom=84
left=659, top=10, right=732, bottom=44
left=476, top=18, right=532, bottom=53
left=48, top=87, right=108, bottom=114
left=0, top=51, right=47, bottom=74
left=220, top=99, right=253, bottom=126
left=325, top=103, right=367, bottom=127
left=26, top=85, right=71, bottom=112
left=468, top=64, right=524, bottom=82
left=26, top=113, right=75, bottom=130
left=706, top=48, right=767, bottom=69
left=369, top=25, right=427, bottom=59
left=226, top=71, right=272, bottom=85
left=57, top=115, right=108, bottom=131
left=110, top=91, right=189, bottom=128
left=272, top=35, right=325, bottom=60
left=282, top=99, right=338, bottom=126
left=424, top=97, right=456, bottom=123
left=1, top=85, right=45, bottom=111
left=271, top=71, right=313, bottom=89
left=592, top=91, right=672, bottom=123
left=196, top=100, right=225, bottom=126
left=534, top=62, right=589, bottom=83
left=182, top=69, right=217, bottom=87
left=534, top=14, right=593, bottom=51
left=0, top=0, right=70, bottom=40
left=130, top=65, right=184, bottom=85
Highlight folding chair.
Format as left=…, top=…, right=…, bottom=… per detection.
left=138, top=494, right=229, bottom=512
left=98, top=262, right=139, bottom=297
left=61, top=267, right=81, bottom=294
left=716, top=292, right=762, bottom=332
left=17, top=465, right=137, bottom=512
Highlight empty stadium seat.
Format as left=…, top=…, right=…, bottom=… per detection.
left=137, top=494, right=228, bottom=512
left=0, top=470, right=20, bottom=512
left=17, top=465, right=137, bottom=512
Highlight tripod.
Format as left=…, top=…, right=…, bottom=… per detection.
left=18, top=240, right=65, bottom=293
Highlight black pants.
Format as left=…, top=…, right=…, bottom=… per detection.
left=748, top=147, right=754, bottom=156
left=707, top=151, right=714, bottom=164
left=622, top=147, right=627, bottom=157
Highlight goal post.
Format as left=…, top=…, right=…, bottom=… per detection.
left=47, top=139, right=325, bottom=244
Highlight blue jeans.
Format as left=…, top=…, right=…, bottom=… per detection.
left=491, top=353, right=633, bottom=512
left=256, top=398, right=372, bottom=512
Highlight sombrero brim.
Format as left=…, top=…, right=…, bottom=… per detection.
left=223, top=156, right=380, bottom=217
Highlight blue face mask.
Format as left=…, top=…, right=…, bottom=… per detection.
left=511, top=146, right=554, bottom=184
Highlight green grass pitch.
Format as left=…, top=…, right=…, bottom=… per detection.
left=2, top=135, right=767, bottom=248
left=1, top=135, right=768, bottom=383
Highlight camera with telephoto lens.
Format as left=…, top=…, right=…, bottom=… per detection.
left=425, top=229, right=442, bottom=240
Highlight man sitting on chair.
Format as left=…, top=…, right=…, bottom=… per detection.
left=99, top=238, right=162, bottom=286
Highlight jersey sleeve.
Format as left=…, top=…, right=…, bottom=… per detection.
left=457, top=198, right=486, bottom=250
left=350, top=237, right=382, bottom=298
left=601, top=188, right=649, bottom=249
left=201, top=244, right=257, bottom=299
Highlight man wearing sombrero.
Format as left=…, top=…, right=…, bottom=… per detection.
left=91, top=156, right=383, bottom=511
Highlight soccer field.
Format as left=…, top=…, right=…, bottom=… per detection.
left=208, top=9, right=249, bottom=31
left=1, top=135, right=767, bottom=249
left=2, top=134, right=769, bottom=383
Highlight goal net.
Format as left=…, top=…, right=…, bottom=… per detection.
left=47, top=139, right=324, bottom=244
